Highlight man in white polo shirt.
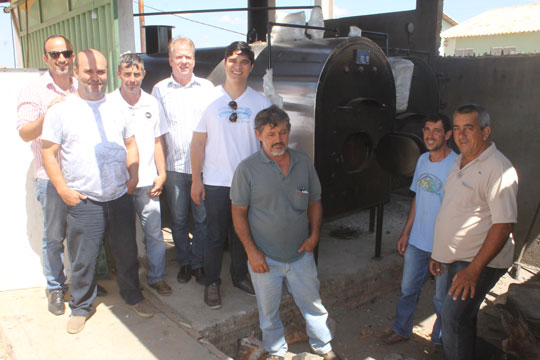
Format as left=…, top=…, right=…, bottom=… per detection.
left=430, top=104, right=518, bottom=360
left=191, top=41, right=272, bottom=309
left=110, top=52, right=171, bottom=296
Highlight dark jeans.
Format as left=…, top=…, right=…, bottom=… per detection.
left=204, top=185, right=248, bottom=286
left=165, top=171, right=207, bottom=269
left=35, top=179, right=68, bottom=292
left=67, top=193, right=143, bottom=316
left=441, top=261, right=506, bottom=360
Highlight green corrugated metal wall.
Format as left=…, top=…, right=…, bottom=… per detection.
left=17, top=0, right=120, bottom=90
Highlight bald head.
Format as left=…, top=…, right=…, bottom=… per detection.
left=74, top=49, right=108, bottom=100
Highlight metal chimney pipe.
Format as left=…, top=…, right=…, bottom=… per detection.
left=247, top=0, right=269, bottom=43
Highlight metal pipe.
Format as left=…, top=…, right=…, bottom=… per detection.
left=369, top=207, right=375, bottom=233
left=139, top=0, right=146, bottom=53
left=374, top=203, right=384, bottom=259
left=362, top=30, right=389, bottom=55
left=133, top=6, right=314, bottom=17
left=390, top=47, right=433, bottom=55
left=2, top=0, right=25, bottom=13
left=267, top=22, right=272, bottom=70
left=247, top=0, right=268, bottom=43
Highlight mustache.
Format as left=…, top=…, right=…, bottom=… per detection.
left=271, top=142, right=285, bottom=148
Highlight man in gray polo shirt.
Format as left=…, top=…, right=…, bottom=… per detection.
left=231, top=106, right=339, bottom=360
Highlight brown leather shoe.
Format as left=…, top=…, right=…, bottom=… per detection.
left=131, top=299, right=156, bottom=318
left=204, top=283, right=221, bottom=309
left=380, top=330, right=409, bottom=345
left=149, top=280, right=172, bottom=296
left=67, top=315, right=86, bottom=334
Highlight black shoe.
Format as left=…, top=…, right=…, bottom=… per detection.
left=177, top=265, right=192, bottom=283
left=97, top=284, right=107, bottom=297
left=192, top=267, right=206, bottom=285
left=48, top=290, right=65, bottom=316
left=204, top=283, right=221, bottom=309
left=233, top=278, right=256, bottom=296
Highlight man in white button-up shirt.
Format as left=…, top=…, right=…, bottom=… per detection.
left=152, top=37, right=213, bottom=286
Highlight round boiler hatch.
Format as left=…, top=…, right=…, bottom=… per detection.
left=342, top=133, right=373, bottom=173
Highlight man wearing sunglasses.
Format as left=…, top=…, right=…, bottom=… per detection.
left=191, top=41, right=272, bottom=309
left=152, top=37, right=213, bottom=287
left=16, top=35, right=77, bottom=316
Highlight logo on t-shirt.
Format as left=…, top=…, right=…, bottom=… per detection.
left=417, top=173, right=443, bottom=194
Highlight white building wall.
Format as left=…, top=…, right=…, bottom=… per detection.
left=0, top=70, right=48, bottom=291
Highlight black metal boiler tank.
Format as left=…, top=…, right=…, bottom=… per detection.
left=246, top=37, right=395, bottom=218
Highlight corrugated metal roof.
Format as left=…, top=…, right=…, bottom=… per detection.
left=441, top=3, right=540, bottom=39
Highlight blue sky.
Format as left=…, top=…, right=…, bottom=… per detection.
left=0, top=0, right=536, bottom=67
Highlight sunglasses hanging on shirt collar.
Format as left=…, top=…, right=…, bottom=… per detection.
left=228, top=101, right=238, bottom=123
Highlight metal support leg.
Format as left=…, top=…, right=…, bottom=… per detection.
left=369, top=207, right=375, bottom=233
left=374, top=203, right=384, bottom=259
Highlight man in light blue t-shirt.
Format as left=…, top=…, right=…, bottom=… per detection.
left=381, top=113, right=457, bottom=346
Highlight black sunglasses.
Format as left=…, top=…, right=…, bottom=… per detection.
left=47, top=50, right=73, bottom=60
left=228, top=100, right=238, bottom=123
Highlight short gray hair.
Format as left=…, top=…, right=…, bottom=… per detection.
left=454, top=104, right=491, bottom=128
left=118, top=52, right=144, bottom=71
left=254, top=105, right=291, bottom=133
left=168, top=36, right=195, bottom=57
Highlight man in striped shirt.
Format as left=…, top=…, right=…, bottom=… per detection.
left=16, top=35, right=77, bottom=316
left=152, top=37, right=214, bottom=285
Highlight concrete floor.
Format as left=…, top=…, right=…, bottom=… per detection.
left=0, top=281, right=226, bottom=360
left=0, top=195, right=412, bottom=360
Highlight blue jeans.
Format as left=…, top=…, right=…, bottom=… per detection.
left=393, top=244, right=447, bottom=344
left=248, top=253, right=333, bottom=357
left=67, top=194, right=143, bottom=316
left=35, top=179, right=68, bottom=292
left=165, top=171, right=207, bottom=269
left=204, top=185, right=248, bottom=286
left=441, top=261, right=506, bottom=360
left=133, top=186, right=166, bottom=284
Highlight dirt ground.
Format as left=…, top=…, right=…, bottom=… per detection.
left=288, top=274, right=516, bottom=360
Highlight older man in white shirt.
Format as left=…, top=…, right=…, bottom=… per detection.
left=152, top=37, right=213, bottom=285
